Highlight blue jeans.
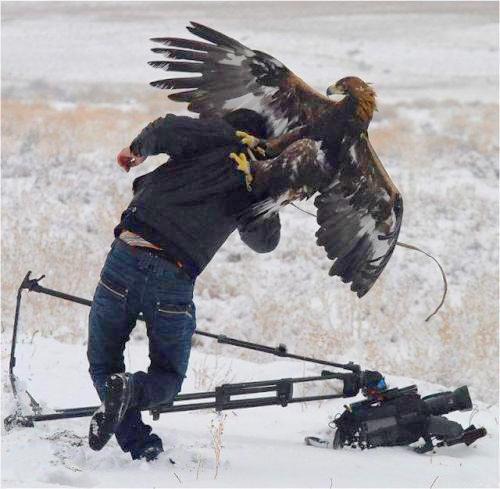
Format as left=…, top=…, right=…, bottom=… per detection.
left=87, top=239, right=196, bottom=459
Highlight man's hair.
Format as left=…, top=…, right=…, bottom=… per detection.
left=223, top=109, right=270, bottom=139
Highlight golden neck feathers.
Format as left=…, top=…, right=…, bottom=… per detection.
left=354, top=85, right=377, bottom=124
left=333, top=76, right=377, bottom=125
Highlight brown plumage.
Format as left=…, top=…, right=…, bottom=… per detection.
left=148, top=23, right=403, bottom=297
left=329, top=76, right=377, bottom=125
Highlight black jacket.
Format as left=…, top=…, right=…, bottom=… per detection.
left=115, top=114, right=280, bottom=277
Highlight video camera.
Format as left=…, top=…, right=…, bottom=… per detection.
left=332, top=383, right=487, bottom=453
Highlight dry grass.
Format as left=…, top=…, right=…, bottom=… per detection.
left=1, top=92, right=175, bottom=160
left=209, top=412, right=227, bottom=479
left=191, top=354, right=235, bottom=393
left=2, top=94, right=498, bottom=404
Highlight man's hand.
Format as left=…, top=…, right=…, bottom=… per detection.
left=117, top=147, right=147, bottom=172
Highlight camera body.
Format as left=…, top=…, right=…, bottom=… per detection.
left=333, top=384, right=482, bottom=452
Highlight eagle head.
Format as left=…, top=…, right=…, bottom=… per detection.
left=326, top=76, right=377, bottom=124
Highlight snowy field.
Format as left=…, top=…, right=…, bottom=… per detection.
left=1, top=1, right=499, bottom=487
left=1, top=336, right=499, bottom=488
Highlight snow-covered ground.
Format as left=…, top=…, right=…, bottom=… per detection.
left=2, top=336, right=499, bottom=488
left=1, top=2, right=499, bottom=487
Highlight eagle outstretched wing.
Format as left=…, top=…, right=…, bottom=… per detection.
left=315, top=134, right=403, bottom=297
left=149, top=22, right=333, bottom=137
left=242, top=133, right=402, bottom=297
left=147, top=22, right=402, bottom=296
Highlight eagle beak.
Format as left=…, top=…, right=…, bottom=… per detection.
left=326, top=84, right=346, bottom=101
left=326, top=84, right=339, bottom=96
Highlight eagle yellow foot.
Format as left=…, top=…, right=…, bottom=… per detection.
left=229, top=152, right=253, bottom=191
left=236, top=131, right=267, bottom=157
left=236, top=130, right=259, bottom=148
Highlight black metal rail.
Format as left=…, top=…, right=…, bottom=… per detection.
left=13, top=271, right=359, bottom=369
left=5, top=373, right=347, bottom=429
left=5, top=271, right=373, bottom=430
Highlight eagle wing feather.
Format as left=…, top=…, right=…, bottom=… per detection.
left=149, top=22, right=334, bottom=138
left=315, top=133, right=403, bottom=297
left=242, top=132, right=402, bottom=297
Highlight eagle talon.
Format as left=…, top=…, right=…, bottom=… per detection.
left=236, top=131, right=267, bottom=158
left=236, top=130, right=260, bottom=149
left=255, top=146, right=266, bottom=157
left=229, top=152, right=253, bottom=191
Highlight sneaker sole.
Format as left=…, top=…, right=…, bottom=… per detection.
left=88, top=374, right=131, bottom=451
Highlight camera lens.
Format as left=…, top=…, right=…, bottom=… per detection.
left=422, top=386, right=472, bottom=416
left=453, top=386, right=473, bottom=411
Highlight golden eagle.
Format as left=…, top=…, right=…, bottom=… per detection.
left=148, top=22, right=403, bottom=298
